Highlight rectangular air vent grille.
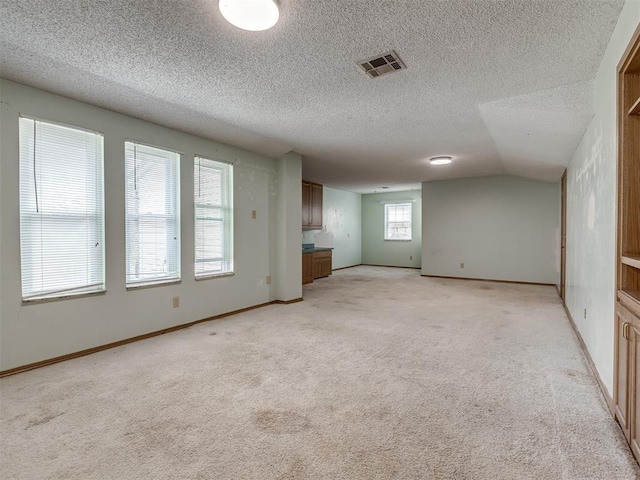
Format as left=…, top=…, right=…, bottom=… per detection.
left=358, top=50, right=406, bottom=79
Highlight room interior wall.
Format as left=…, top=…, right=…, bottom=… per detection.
left=276, top=152, right=303, bottom=301
left=421, top=175, right=559, bottom=284
left=302, top=186, right=362, bottom=269
left=556, top=175, right=564, bottom=292
left=0, top=80, right=283, bottom=371
left=361, top=190, right=422, bottom=268
left=565, top=1, right=640, bottom=397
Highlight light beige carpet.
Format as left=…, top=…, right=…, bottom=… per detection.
left=1, top=266, right=638, bottom=479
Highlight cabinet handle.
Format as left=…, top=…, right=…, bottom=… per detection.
left=624, top=322, right=631, bottom=340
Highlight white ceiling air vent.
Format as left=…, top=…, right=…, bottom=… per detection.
left=358, top=50, right=406, bottom=79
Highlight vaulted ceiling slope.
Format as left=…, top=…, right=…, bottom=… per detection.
left=0, top=0, right=625, bottom=193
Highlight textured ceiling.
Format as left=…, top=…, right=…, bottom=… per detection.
left=0, top=0, right=625, bottom=193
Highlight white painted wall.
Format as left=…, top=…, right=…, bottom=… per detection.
left=565, top=1, right=640, bottom=397
left=0, top=80, right=283, bottom=371
left=302, top=186, right=362, bottom=269
left=421, top=175, right=559, bottom=284
left=276, top=152, right=302, bottom=301
left=361, top=190, right=422, bottom=268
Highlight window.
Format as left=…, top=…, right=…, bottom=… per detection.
left=125, top=142, right=180, bottom=286
left=19, top=117, right=105, bottom=300
left=194, top=156, right=233, bottom=277
left=385, top=203, right=412, bottom=240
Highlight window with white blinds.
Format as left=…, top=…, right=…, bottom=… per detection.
left=194, top=156, right=233, bottom=277
left=385, top=203, right=412, bottom=240
left=125, top=142, right=181, bottom=286
left=19, top=117, right=105, bottom=300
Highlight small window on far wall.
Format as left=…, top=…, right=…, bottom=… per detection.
left=194, top=156, right=233, bottom=277
left=19, top=117, right=105, bottom=300
left=385, top=203, right=412, bottom=241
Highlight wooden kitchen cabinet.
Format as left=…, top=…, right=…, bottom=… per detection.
left=313, top=250, right=332, bottom=279
left=302, top=249, right=332, bottom=285
left=302, top=181, right=322, bottom=229
left=302, top=252, right=314, bottom=285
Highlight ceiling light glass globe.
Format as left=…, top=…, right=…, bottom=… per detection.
left=219, top=0, right=279, bottom=31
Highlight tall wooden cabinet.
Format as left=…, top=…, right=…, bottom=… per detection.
left=615, top=23, right=640, bottom=465
left=302, top=181, right=322, bottom=229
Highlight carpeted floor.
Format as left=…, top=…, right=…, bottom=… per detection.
left=1, top=266, right=638, bottom=479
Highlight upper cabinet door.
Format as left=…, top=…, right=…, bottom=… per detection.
left=310, top=184, right=323, bottom=228
left=302, top=182, right=311, bottom=226
left=302, top=181, right=322, bottom=229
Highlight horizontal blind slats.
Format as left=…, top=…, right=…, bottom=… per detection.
left=19, top=117, right=105, bottom=299
left=125, top=142, right=181, bottom=284
left=194, top=157, right=233, bottom=276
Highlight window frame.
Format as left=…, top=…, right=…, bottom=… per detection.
left=124, top=140, right=182, bottom=288
left=384, top=202, right=413, bottom=241
left=194, top=155, right=234, bottom=279
left=19, top=115, right=106, bottom=302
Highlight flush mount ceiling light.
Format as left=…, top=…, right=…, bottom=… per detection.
left=219, top=0, right=279, bottom=31
left=429, top=156, right=453, bottom=166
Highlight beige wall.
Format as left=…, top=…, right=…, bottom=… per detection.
left=565, top=1, right=640, bottom=396
left=277, top=152, right=303, bottom=301
left=361, top=190, right=422, bottom=268
left=302, top=186, right=362, bottom=269
left=421, top=175, right=559, bottom=284
left=0, top=80, right=291, bottom=371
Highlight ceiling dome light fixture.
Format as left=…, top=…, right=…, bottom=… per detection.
left=429, top=156, right=453, bottom=166
left=219, top=0, right=279, bottom=31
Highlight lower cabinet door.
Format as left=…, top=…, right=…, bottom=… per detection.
left=630, top=323, right=640, bottom=461
left=302, top=254, right=314, bottom=284
left=616, top=301, right=640, bottom=464
left=320, top=257, right=332, bottom=277
left=313, top=258, right=323, bottom=279
left=616, top=304, right=631, bottom=441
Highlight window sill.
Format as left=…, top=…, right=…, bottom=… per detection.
left=126, top=279, right=181, bottom=291
left=195, top=272, right=235, bottom=281
left=384, top=239, right=413, bottom=242
left=22, top=289, right=106, bottom=305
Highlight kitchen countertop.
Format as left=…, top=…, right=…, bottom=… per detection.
left=302, top=247, right=333, bottom=254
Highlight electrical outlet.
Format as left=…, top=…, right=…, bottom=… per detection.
left=266, top=275, right=271, bottom=285
left=252, top=210, right=257, bottom=219
left=460, top=262, right=465, bottom=269
left=173, top=296, right=180, bottom=308
left=584, top=308, right=587, bottom=319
